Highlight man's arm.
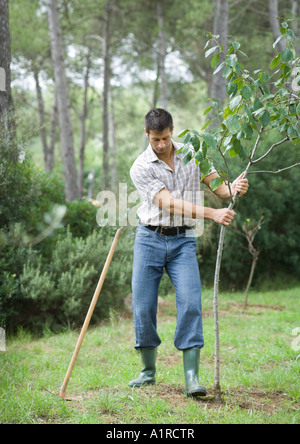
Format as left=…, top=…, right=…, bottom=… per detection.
left=202, top=172, right=249, bottom=200
left=153, top=188, right=236, bottom=227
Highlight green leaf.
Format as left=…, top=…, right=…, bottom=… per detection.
left=223, top=66, right=233, bottom=79
left=226, top=82, right=238, bottom=97
left=177, top=129, right=189, bottom=138
left=260, top=111, right=271, bottom=128
left=211, top=53, right=220, bottom=68
left=243, top=123, right=254, bottom=139
left=232, top=41, right=241, bottom=50
left=259, top=72, right=270, bottom=82
left=241, top=85, right=252, bottom=100
left=199, top=159, right=210, bottom=175
left=223, top=135, right=232, bottom=148
left=183, top=152, right=193, bottom=165
left=225, top=114, right=241, bottom=134
left=202, top=133, right=218, bottom=150
left=204, top=105, right=213, bottom=116
left=229, top=148, right=239, bottom=158
left=195, top=150, right=204, bottom=163
left=229, top=94, right=242, bottom=111
left=210, top=177, right=223, bottom=191
left=205, top=46, right=219, bottom=58
left=180, top=144, right=190, bottom=157
left=184, top=133, right=191, bottom=144
left=228, top=54, right=239, bottom=69
left=238, top=144, right=248, bottom=161
left=270, top=53, right=281, bottom=70
left=213, top=61, right=225, bottom=76
left=195, top=142, right=208, bottom=163
left=190, top=135, right=200, bottom=151
left=281, top=48, right=294, bottom=63
left=252, top=107, right=265, bottom=118
left=231, top=138, right=241, bottom=156
left=287, top=125, right=299, bottom=139
left=296, top=103, right=300, bottom=116
left=279, top=88, right=289, bottom=98
left=273, top=35, right=284, bottom=49
left=287, top=29, right=296, bottom=41
left=252, top=98, right=264, bottom=112
left=201, top=120, right=211, bottom=131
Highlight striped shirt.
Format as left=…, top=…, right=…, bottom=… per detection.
left=130, top=141, right=209, bottom=227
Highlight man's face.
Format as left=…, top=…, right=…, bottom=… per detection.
left=145, top=127, right=174, bottom=156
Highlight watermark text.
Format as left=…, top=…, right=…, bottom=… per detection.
left=95, top=184, right=204, bottom=237
left=0, top=328, right=6, bottom=352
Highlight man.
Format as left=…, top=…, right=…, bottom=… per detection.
left=129, top=108, right=249, bottom=397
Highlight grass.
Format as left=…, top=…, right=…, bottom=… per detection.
left=0, top=287, right=299, bottom=424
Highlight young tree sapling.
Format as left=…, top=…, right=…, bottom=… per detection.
left=177, top=20, right=300, bottom=400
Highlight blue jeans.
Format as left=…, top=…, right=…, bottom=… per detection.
left=132, top=224, right=204, bottom=351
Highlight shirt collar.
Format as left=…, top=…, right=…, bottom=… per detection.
left=145, top=141, right=184, bottom=163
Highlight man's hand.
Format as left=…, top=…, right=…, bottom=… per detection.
left=231, top=172, right=249, bottom=197
left=211, top=208, right=237, bottom=226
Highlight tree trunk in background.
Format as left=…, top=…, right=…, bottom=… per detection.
left=109, top=89, right=117, bottom=194
left=244, top=250, right=260, bottom=307
left=269, top=0, right=285, bottom=53
left=47, top=0, right=79, bottom=202
left=0, top=0, right=15, bottom=135
left=33, top=67, right=49, bottom=172
left=291, top=0, right=299, bottom=55
left=48, top=93, right=58, bottom=173
left=210, top=0, right=228, bottom=103
left=102, top=1, right=112, bottom=190
left=157, top=1, right=168, bottom=110
left=79, top=54, right=91, bottom=198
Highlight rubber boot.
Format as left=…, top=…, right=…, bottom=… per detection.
left=128, top=348, right=157, bottom=388
left=183, top=348, right=207, bottom=397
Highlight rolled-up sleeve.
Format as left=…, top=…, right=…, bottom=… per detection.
left=130, top=162, right=166, bottom=204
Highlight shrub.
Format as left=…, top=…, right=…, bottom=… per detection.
left=11, top=228, right=133, bottom=334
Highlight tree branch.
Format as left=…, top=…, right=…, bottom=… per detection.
left=249, top=163, right=300, bottom=174
left=251, top=137, right=289, bottom=164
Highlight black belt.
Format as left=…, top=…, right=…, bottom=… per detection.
left=145, top=225, right=193, bottom=236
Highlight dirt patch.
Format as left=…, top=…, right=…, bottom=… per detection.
left=203, top=302, right=286, bottom=319
left=226, top=388, right=296, bottom=415
left=134, top=384, right=297, bottom=416
left=54, top=384, right=298, bottom=424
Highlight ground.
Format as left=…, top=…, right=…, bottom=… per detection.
left=0, top=288, right=299, bottom=424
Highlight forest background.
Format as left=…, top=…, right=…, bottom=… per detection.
left=0, top=0, right=300, bottom=334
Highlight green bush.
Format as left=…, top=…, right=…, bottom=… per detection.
left=11, top=228, right=133, bottom=334
left=197, top=138, right=300, bottom=290
left=0, top=126, right=133, bottom=333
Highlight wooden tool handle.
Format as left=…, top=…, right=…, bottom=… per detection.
left=59, top=228, right=122, bottom=399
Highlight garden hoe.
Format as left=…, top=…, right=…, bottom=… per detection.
left=43, top=228, right=122, bottom=401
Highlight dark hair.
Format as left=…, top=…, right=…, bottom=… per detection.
left=144, top=108, right=173, bottom=134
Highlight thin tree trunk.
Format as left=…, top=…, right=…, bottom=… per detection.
left=109, top=89, right=117, bottom=194
left=269, top=0, right=286, bottom=53
left=48, top=92, right=58, bottom=173
left=157, top=1, right=168, bottom=109
left=291, top=0, right=299, bottom=55
left=47, top=0, right=79, bottom=201
left=151, top=64, right=160, bottom=110
left=102, top=1, right=112, bottom=190
left=78, top=54, right=91, bottom=198
left=0, top=0, right=15, bottom=136
left=33, top=68, right=49, bottom=172
left=210, top=0, right=229, bottom=103
left=213, top=131, right=262, bottom=400
left=244, top=250, right=260, bottom=308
